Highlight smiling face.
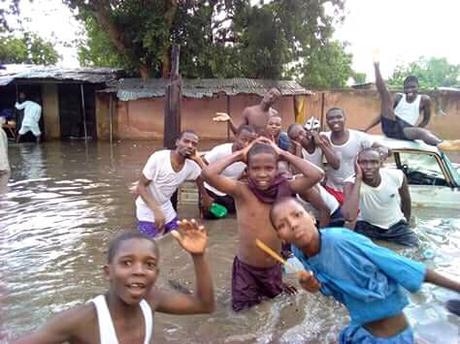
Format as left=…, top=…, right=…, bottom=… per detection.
left=404, top=79, right=418, bottom=102
left=234, top=128, right=257, bottom=151
left=358, top=149, right=382, bottom=183
left=288, top=124, right=310, bottom=146
left=267, top=116, right=282, bottom=137
left=105, top=238, right=159, bottom=305
left=326, top=108, right=345, bottom=133
left=176, top=132, right=199, bottom=158
left=247, top=151, right=278, bottom=191
left=271, top=198, right=317, bottom=249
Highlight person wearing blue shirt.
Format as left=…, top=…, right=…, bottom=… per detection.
left=269, top=197, right=460, bottom=343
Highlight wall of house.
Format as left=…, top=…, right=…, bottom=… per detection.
left=41, top=84, right=60, bottom=139
left=110, top=94, right=297, bottom=140
left=98, top=89, right=460, bottom=141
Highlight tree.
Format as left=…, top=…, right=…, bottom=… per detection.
left=299, top=40, right=353, bottom=89
left=388, top=57, right=460, bottom=89
left=65, top=0, right=351, bottom=86
left=0, top=33, right=59, bottom=65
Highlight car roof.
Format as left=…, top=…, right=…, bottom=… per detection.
left=371, top=135, right=441, bottom=154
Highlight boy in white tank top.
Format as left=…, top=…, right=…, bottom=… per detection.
left=13, top=220, right=215, bottom=344
left=342, top=148, right=418, bottom=247
left=363, top=54, right=460, bottom=151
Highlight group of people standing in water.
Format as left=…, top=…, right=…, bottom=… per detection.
left=14, top=58, right=460, bottom=343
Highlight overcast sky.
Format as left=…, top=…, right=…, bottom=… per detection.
left=10, top=0, right=460, bottom=80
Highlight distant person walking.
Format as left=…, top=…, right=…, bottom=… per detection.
left=0, top=116, right=10, bottom=173
left=14, top=92, right=42, bottom=144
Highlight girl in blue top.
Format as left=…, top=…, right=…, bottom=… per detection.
left=269, top=197, right=460, bottom=343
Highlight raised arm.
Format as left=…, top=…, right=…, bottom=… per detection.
left=152, top=220, right=214, bottom=314
left=213, top=112, right=240, bottom=135
left=374, top=62, right=391, bottom=97
left=398, top=175, right=411, bottom=221
left=314, top=133, right=340, bottom=170
left=201, top=150, right=245, bottom=198
left=418, top=96, right=432, bottom=128
left=342, top=161, right=362, bottom=221
left=279, top=149, right=324, bottom=193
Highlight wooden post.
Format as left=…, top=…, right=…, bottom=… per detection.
left=226, top=95, right=231, bottom=141
left=320, top=92, right=325, bottom=129
left=109, top=93, right=113, bottom=145
left=163, top=45, right=182, bottom=149
left=80, top=84, right=88, bottom=140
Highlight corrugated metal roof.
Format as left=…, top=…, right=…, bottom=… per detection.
left=0, top=64, right=121, bottom=86
left=111, top=78, right=312, bottom=101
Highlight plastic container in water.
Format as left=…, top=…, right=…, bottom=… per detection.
left=209, top=203, right=228, bottom=218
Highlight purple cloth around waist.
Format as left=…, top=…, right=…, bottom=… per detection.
left=137, top=217, right=179, bottom=238
left=231, top=256, right=283, bottom=312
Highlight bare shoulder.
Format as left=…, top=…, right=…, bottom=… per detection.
left=55, top=303, right=98, bottom=334
left=421, top=94, right=431, bottom=105
left=13, top=304, right=98, bottom=344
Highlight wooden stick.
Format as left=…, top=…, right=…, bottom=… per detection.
left=255, top=239, right=297, bottom=271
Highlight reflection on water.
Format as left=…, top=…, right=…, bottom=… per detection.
left=0, top=141, right=459, bottom=343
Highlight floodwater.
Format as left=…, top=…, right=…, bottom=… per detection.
left=1, top=141, right=459, bottom=344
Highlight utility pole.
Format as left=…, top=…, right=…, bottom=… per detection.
left=163, top=45, right=181, bottom=210
left=163, top=45, right=181, bottom=149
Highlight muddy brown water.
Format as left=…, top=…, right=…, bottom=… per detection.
left=1, top=141, right=459, bottom=343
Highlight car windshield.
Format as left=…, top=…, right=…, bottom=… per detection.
left=399, top=152, right=444, bottom=178
left=442, top=152, right=460, bottom=186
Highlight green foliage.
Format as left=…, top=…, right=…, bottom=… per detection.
left=388, top=57, right=460, bottom=89
left=300, top=40, right=353, bottom=89
left=0, top=33, right=59, bottom=65
left=352, top=71, right=367, bottom=84
left=66, top=0, right=352, bottom=87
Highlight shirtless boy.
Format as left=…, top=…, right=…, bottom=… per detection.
left=202, top=137, right=323, bottom=311
left=213, top=87, right=282, bottom=136
left=14, top=220, right=214, bottom=343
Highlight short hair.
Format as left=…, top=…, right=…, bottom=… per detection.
left=236, top=124, right=256, bottom=136
left=269, top=196, right=303, bottom=228
left=247, top=142, right=277, bottom=165
left=107, top=231, right=159, bottom=263
left=358, top=147, right=381, bottom=159
left=287, top=123, right=303, bottom=137
left=326, top=107, right=345, bottom=117
left=177, top=129, right=198, bottom=140
left=403, top=75, right=418, bottom=86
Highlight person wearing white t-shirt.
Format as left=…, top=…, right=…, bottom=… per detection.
left=201, top=125, right=256, bottom=219
left=323, top=107, right=389, bottom=205
left=14, top=93, right=42, bottom=143
left=287, top=121, right=340, bottom=169
left=342, top=148, right=418, bottom=247
left=136, top=130, right=207, bottom=238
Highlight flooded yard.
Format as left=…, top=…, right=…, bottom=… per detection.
left=1, top=141, right=459, bottom=343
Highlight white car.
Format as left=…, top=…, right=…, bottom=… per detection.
left=375, top=136, right=460, bottom=209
